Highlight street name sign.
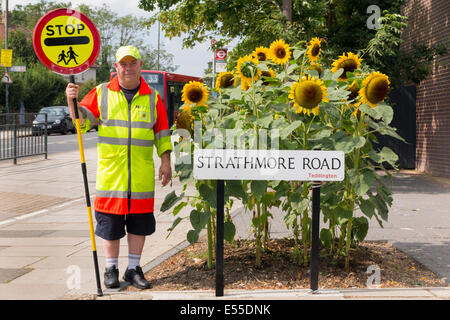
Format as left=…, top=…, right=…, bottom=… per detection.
left=193, top=149, right=345, bottom=181
left=32, top=8, right=100, bottom=75
left=10, top=66, right=26, bottom=72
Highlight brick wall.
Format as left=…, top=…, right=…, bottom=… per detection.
left=400, top=0, right=450, bottom=178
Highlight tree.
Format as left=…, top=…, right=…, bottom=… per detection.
left=9, top=1, right=178, bottom=85
left=76, top=3, right=178, bottom=82
left=139, top=0, right=446, bottom=88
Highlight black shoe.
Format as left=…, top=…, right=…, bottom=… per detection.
left=123, top=266, right=151, bottom=289
left=104, top=265, right=120, bottom=289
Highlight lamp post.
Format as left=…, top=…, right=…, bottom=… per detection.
left=157, top=20, right=160, bottom=70
left=4, top=0, right=9, bottom=114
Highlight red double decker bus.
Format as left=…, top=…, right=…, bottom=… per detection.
left=111, top=70, right=202, bottom=126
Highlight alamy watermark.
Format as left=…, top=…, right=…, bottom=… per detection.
left=367, top=5, right=381, bottom=30
left=366, top=264, right=381, bottom=288
left=172, top=121, right=281, bottom=166
left=66, top=265, right=81, bottom=290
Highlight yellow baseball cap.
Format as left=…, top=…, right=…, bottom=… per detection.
left=115, top=46, right=141, bottom=62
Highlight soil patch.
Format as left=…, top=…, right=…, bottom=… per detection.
left=126, top=238, right=445, bottom=291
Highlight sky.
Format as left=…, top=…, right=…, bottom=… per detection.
left=8, top=0, right=214, bottom=77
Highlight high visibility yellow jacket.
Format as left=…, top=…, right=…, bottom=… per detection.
left=78, top=76, right=172, bottom=215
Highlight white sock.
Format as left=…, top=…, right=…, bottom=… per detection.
left=106, top=257, right=118, bottom=269
left=128, top=253, right=141, bottom=270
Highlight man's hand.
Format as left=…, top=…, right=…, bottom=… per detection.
left=65, top=83, right=81, bottom=121
left=159, top=151, right=172, bottom=187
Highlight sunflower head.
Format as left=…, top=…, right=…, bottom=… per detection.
left=175, top=105, right=194, bottom=135
left=236, top=55, right=260, bottom=82
left=182, top=81, right=209, bottom=106
left=307, top=38, right=321, bottom=62
left=215, top=71, right=237, bottom=92
left=359, top=72, right=390, bottom=108
left=240, top=77, right=251, bottom=91
left=289, top=75, right=329, bottom=116
left=260, top=68, right=276, bottom=85
left=268, top=39, right=292, bottom=65
left=347, top=81, right=360, bottom=102
left=331, top=52, right=362, bottom=80
left=252, top=47, right=270, bottom=62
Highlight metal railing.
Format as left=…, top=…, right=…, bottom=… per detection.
left=0, top=113, right=48, bottom=164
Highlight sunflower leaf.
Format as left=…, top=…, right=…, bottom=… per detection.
left=322, top=69, right=334, bottom=81
left=306, top=69, right=319, bottom=79
left=359, top=103, right=382, bottom=119
left=377, top=103, right=394, bottom=125
left=257, top=63, right=269, bottom=72
left=280, top=120, right=303, bottom=139
left=287, top=63, right=299, bottom=75
left=293, top=48, right=306, bottom=60
left=332, top=68, right=344, bottom=81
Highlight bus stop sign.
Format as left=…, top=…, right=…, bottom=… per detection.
left=33, top=8, right=100, bottom=75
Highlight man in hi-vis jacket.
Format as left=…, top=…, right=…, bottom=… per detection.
left=66, top=46, right=172, bottom=289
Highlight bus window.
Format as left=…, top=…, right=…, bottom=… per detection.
left=142, top=72, right=165, bottom=103
left=167, top=81, right=185, bottom=127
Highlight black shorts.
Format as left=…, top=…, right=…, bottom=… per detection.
left=95, top=211, right=156, bottom=241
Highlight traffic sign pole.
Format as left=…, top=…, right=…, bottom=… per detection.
left=310, top=181, right=321, bottom=292
left=216, top=180, right=225, bottom=297
left=70, top=75, right=102, bottom=297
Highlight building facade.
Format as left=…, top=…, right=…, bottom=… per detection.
left=400, top=0, right=450, bottom=178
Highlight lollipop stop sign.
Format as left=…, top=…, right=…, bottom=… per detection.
left=33, top=8, right=100, bottom=75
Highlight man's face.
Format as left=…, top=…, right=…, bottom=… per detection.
left=114, top=56, right=143, bottom=86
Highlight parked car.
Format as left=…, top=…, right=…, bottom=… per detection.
left=33, top=106, right=76, bottom=135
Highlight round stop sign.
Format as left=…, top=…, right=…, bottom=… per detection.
left=215, top=49, right=228, bottom=61
left=33, top=8, right=100, bottom=75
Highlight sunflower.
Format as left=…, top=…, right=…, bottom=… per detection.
left=260, top=68, right=276, bottom=85
left=176, top=105, right=194, bottom=130
left=331, top=52, right=362, bottom=80
left=359, top=72, right=390, bottom=108
left=252, top=47, right=270, bottom=62
left=289, top=75, right=329, bottom=116
left=347, top=81, right=360, bottom=102
left=215, top=71, right=237, bottom=92
left=268, top=39, right=292, bottom=65
left=181, top=81, right=209, bottom=106
left=240, top=77, right=251, bottom=91
left=236, top=54, right=260, bottom=83
left=306, top=38, right=321, bottom=62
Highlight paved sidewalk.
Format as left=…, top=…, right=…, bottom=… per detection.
left=0, top=145, right=193, bottom=299
left=0, top=145, right=449, bottom=300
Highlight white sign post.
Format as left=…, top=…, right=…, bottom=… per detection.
left=194, top=148, right=345, bottom=295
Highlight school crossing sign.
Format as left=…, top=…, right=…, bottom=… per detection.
left=33, top=8, right=100, bottom=75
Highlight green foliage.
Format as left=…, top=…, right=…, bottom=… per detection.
left=139, top=0, right=446, bottom=89
left=8, top=1, right=178, bottom=88
left=0, top=64, right=67, bottom=113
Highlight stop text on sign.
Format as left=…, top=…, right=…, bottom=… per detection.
left=193, top=149, right=344, bottom=181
